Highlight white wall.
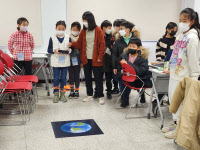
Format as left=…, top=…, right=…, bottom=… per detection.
left=0, top=0, right=67, bottom=53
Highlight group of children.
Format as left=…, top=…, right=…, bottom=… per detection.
left=7, top=7, right=200, bottom=140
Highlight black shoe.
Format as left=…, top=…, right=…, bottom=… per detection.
left=93, top=93, right=98, bottom=99
left=140, top=93, right=146, bottom=103
left=152, top=100, right=158, bottom=114
left=107, top=92, right=112, bottom=100
left=74, top=90, right=79, bottom=99
left=68, top=91, right=75, bottom=99
left=120, top=102, right=129, bottom=108
left=111, top=88, right=119, bottom=94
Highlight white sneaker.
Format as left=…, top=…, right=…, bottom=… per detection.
left=162, top=124, right=176, bottom=133
left=99, top=97, right=105, bottom=105
left=83, top=96, right=94, bottom=102
left=165, top=128, right=176, bottom=139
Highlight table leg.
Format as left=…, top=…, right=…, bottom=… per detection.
left=41, top=65, right=50, bottom=96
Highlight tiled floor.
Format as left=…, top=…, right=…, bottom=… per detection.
left=0, top=82, right=185, bottom=150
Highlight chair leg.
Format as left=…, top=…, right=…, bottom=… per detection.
left=114, top=86, right=127, bottom=109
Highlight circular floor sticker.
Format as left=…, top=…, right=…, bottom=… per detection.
left=61, top=122, right=92, bottom=133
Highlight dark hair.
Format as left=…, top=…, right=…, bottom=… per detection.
left=113, top=19, right=126, bottom=27
left=82, top=11, right=97, bottom=31
left=129, top=37, right=142, bottom=47
left=71, top=21, right=81, bottom=31
left=120, top=21, right=135, bottom=32
left=56, top=20, right=66, bottom=28
left=181, top=8, right=200, bottom=39
left=163, top=22, right=178, bottom=37
left=17, top=17, right=29, bottom=30
left=101, top=20, right=112, bottom=29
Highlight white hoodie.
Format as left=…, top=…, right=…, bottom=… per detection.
left=170, top=29, right=200, bottom=81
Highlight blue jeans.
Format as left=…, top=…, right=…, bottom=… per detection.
left=118, top=77, right=131, bottom=103
left=53, top=67, right=68, bottom=93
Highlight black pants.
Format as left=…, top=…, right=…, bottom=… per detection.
left=105, top=72, right=112, bottom=92
left=112, top=73, right=119, bottom=89
left=14, top=60, right=32, bottom=75
left=83, top=59, right=104, bottom=98
left=68, top=65, right=80, bottom=89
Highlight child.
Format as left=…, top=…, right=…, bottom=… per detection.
left=112, top=21, right=141, bottom=106
left=151, top=22, right=178, bottom=112
left=47, top=21, right=71, bottom=103
left=119, top=37, right=152, bottom=107
left=68, top=22, right=81, bottom=99
left=101, top=20, right=113, bottom=99
left=162, top=8, right=200, bottom=139
left=8, top=17, right=35, bottom=75
left=68, top=11, right=105, bottom=105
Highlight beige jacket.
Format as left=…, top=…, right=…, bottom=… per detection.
left=169, top=77, right=200, bottom=150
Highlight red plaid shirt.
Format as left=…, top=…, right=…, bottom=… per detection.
left=8, top=31, right=35, bottom=61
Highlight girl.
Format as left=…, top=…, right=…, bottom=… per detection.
left=47, top=21, right=71, bottom=103
left=151, top=22, right=178, bottom=113
left=68, top=22, right=81, bottom=99
left=119, top=37, right=152, bottom=108
left=8, top=17, right=35, bottom=75
left=68, top=11, right=105, bottom=105
left=163, top=8, right=200, bottom=139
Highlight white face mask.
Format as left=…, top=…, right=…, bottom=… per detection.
left=83, top=22, right=88, bottom=28
left=56, top=30, right=65, bottom=36
left=179, top=22, right=190, bottom=33
left=106, top=29, right=112, bottom=34
left=21, top=26, right=28, bottom=32
left=119, top=30, right=126, bottom=36
left=71, top=31, right=79, bottom=37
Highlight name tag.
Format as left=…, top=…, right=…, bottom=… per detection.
left=17, top=53, right=24, bottom=61
left=71, top=57, right=78, bottom=66
left=58, top=56, right=65, bottom=63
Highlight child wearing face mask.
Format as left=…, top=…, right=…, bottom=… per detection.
left=68, top=22, right=81, bottom=99
left=162, top=8, right=200, bottom=139
left=118, top=37, right=152, bottom=108
left=47, top=20, right=71, bottom=103
left=151, top=22, right=178, bottom=113
left=101, top=20, right=113, bottom=99
left=8, top=17, right=35, bottom=75
left=112, top=21, right=142, bottom=106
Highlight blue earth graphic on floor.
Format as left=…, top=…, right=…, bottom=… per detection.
left=61, top=122, right=92, bottom=133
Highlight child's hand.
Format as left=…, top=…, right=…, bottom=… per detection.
left=151, top=61, right=159, bottom=65
left=54, top=48, right=60, bottom=54
left=120, top=59, right=127, bottom=64
left=97, top=59, right=101, bottom=63
left=163, top=70, right=170, bottom=74
left=66, top=48, right=70, bottom=55
left=113, top=69, right=117, bottom=75
left=68, top=42, right=72, bottom=47
left=80, top=63, right=83, bottom=68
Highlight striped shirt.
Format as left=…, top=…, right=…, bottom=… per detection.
left=8, top=31, right=35, bottom=61
left=156, top=36, right=175, bottom=62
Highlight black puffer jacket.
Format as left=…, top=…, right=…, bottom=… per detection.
left=112, top=33, right=136, bottom=76
left=118, top=47, right=152, bottom=79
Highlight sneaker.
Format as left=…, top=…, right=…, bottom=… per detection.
left=107, top=92, right=112, bottom=100
left=99, top=97, right=105, bottom=105
left=68, top=91, right=75, bottom=99
left=53, top=92, right=59, bottom=103
left=60, top=92, right=67, bottom=102
left=162, top=124, right=176, bottom=133
left=74, top=90, right=79, bottom=99
left=83, top=96, right=94, bottom=102
left=93, top=93, right=98, bottom=99
left=111, top=88, right=119, bottom=94
left=165, top=128, right=176, bottom=139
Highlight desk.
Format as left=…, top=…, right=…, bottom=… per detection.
left=147, top=68, right=170, bottom=129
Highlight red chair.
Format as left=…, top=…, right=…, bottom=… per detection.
left=0, top=53, right=39, bottom=105
left=0, top=60, right=33, bottom=125
left=115, top=63, right=151, bottom=118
